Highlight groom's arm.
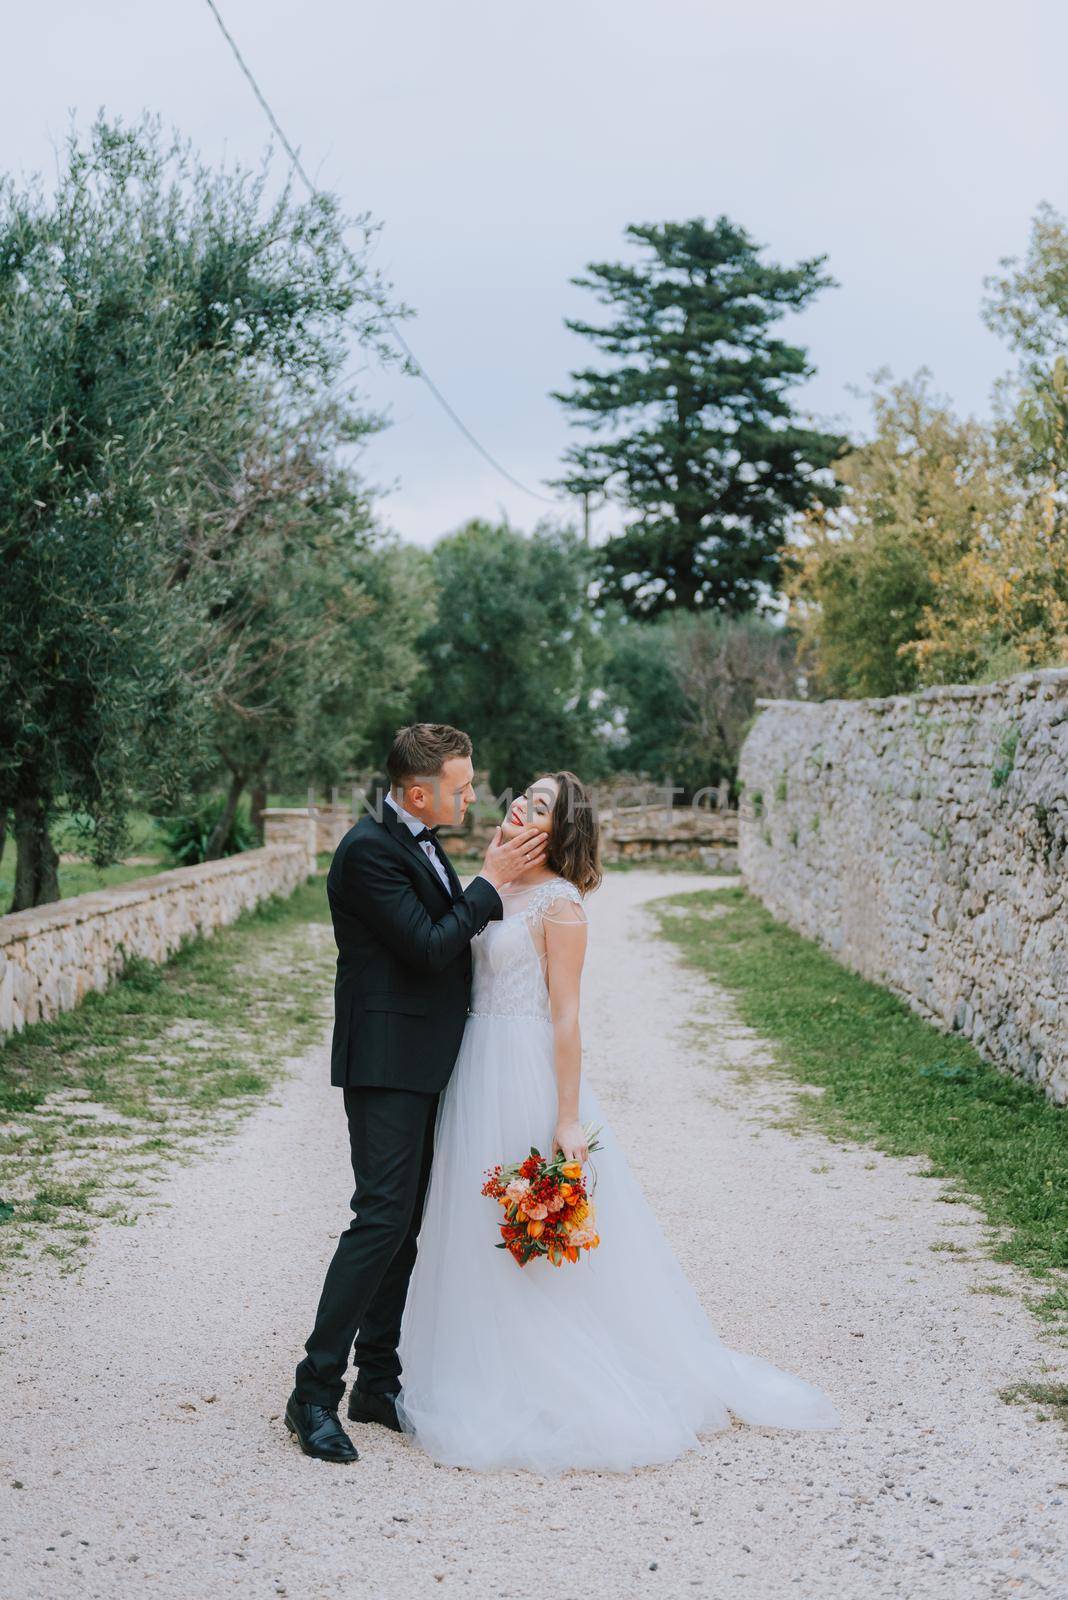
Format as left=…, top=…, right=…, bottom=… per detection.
left=341, top=837, right=503, bottom=974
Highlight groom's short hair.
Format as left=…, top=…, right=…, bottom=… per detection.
left=387, top=723, right=473, bottom=785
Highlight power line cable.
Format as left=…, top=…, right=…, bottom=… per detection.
left=202, top=0, right=557, bottom=504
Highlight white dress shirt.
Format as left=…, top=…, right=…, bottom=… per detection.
left=385, top=791, right=452, bottom=894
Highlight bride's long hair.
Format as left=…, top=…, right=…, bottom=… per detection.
left=543, top=770, right=602, bottom=896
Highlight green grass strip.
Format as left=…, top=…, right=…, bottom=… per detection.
left=0, top=875, right=332, bottom=1273
left=654, top=887, right=1068, bottom=1283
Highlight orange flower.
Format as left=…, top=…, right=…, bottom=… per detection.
left=486, top=1139, right=601, bottom=1267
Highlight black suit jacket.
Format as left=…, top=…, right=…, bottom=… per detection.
left=327, top=804, right=503, bottom=1093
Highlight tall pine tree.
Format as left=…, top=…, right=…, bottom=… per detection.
left=553, top=217, right=845, bottom=615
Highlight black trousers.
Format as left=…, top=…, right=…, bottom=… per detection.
left=294, top=1086, right=438, bottom=1409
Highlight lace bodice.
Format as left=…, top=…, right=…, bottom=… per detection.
left=469, top=877, right=585, bottom=1021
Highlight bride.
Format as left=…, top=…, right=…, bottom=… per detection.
left=394, top=771, right=840, bottom=1472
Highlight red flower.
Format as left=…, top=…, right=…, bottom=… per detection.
left=487, top=1142, right=600, bottom=1268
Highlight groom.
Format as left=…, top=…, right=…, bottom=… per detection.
left=286, top=723, right=546, bottom=1462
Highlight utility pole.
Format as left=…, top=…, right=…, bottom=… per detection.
left=579, top=486, right=606, bottom=544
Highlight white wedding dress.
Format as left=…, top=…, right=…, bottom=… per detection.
left=395, top=877, right=839, bottom=1473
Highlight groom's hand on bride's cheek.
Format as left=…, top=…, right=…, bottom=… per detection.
left=508, top=824, right=548, bottom=875
left=480, top=824, right=547, bottom=887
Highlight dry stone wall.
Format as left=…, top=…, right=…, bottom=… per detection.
left=297, top=797, right=740, bottom=869
left=0, top=842, right=311, bottom=1041
left=598, top=806, right=738, bottom=868
left=737, top=668, right=1068, bottom=1104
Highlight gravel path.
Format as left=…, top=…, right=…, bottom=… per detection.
left=2, top=871, right=1065, bottom=1600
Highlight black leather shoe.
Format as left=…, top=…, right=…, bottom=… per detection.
left=347, top=1388, right=402, bottom=1433
left=285, top=1392, right=359, bottom=1462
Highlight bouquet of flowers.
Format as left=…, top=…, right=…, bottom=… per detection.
left=481, top=1126, right=602, bottom=1267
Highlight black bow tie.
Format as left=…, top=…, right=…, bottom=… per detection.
left=415, top=825, right=436, bottom=841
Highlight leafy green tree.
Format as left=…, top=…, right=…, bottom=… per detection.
left=414, top=519, right=604, bottom=794
left=785, top=373, right=1031, bottom=695
left=553, top=217, right=845, bottom=616
left=186, top=394, right=435, bottom=855
left=785, top=375, right=984, bottom=696
left=984, top=202, right=1068, bottom=577
left=327, top=540, right=438, bottom=780
left=780, top=210, right=1068, bottom=700
left=0, top=115, right=396, bottom=907
left=985, top=201, right=1068, bottom=425
left=603, top=611, right=797, bottom=794
left=601, top=613, right=692, bottom=786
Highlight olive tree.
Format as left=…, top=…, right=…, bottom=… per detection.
left=0, top=115, right=396, bottom=906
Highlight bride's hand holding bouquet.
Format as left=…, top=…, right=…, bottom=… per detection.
left=551, top=1116, right=590, bottom=1165
left=482, top=1124, right=602, bottom=1268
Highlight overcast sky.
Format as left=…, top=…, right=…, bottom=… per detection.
left=5, top=0, right=1065, bottom=543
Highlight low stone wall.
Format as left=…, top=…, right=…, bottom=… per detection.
left=737, top=668, right=1068, bottom=1104
left=311, top=805, right=354, bottom=856
left=293, top=796, right=740, bottom=869
left=262, top=807, right=322, bottom=861
left=0, top=843, right=311, bottom=1041
left=600, top=806, right=738, bottom=868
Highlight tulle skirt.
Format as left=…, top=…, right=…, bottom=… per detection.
left=395, top=1014, right=840, bottom=1473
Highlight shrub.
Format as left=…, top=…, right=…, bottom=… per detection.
left=157, top=798, right=257, bottom=866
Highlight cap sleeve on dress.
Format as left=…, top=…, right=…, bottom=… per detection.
left=529, top=879, right=587, bottom=926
